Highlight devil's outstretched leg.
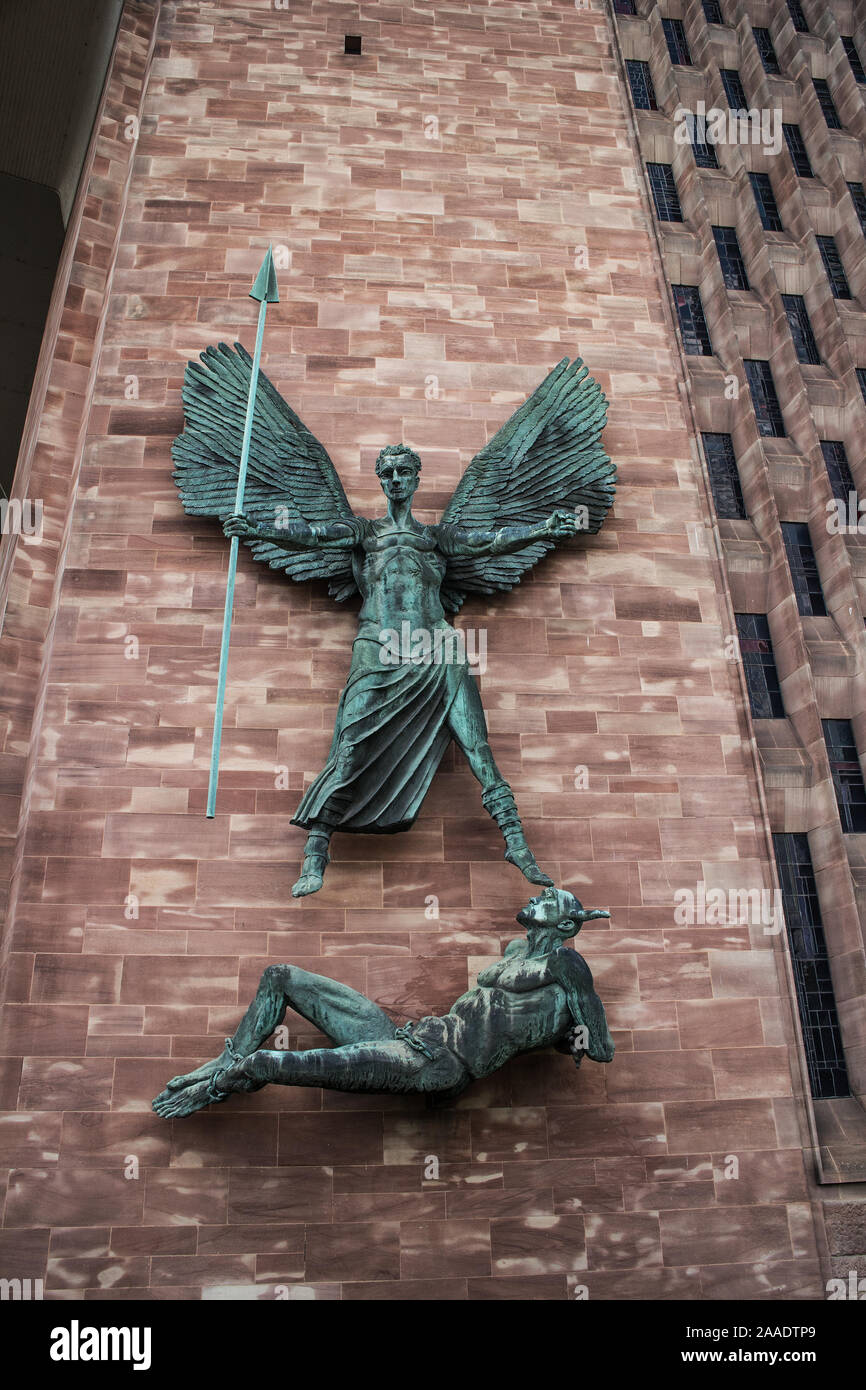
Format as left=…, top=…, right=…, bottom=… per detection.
left=155, top=963, right=396, bottom=1102
left=154, top=1037, right=469, bottom=1118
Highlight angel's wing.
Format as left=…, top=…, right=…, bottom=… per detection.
left=438, top=357, right=614, bottom=611
left=171, top=342, right=359, bottom=601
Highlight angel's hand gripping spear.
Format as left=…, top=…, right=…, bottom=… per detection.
left=173, top=338, right=614, bottom=897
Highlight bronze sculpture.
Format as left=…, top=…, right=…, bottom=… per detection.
left=172, top=350, right=613, bottom=894
left=152, top=887, right=614, bottom=1117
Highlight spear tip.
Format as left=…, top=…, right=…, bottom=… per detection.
left=249, top=244, right=279, bottom=304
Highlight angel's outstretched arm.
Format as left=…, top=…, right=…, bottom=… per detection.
left=224, top=514, right=361, bottom=552
left=437, top=508, right=578, bottom=559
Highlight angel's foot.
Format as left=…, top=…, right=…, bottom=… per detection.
left=292, top=830, right=331, bottom=898
left=505, top=843, right=554, bottom=887
left=292, top=853, right=328, bottom=898
left=482, top=782, right=553, bottom=884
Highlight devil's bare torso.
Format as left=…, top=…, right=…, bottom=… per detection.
left=412, top=943, right=578, bottom=1079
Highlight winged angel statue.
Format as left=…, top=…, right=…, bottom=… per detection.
left=172, top=347, right=614, bottom=897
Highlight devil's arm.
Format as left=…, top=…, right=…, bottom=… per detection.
left=546, top=947, right=615, bottom=1063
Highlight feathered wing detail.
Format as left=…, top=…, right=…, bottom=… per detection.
left=171, top=341, right=359, bottom=601
left=438, top=357, right=614, bottom=611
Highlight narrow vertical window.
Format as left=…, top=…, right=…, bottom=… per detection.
left=749, top=172, right=783, bottom=231
left=816, top=235, right=851, bottom=299
left=781, top=295, right=820, bottom=365
left=787, top=1, right=809, bottom=32
left=720, top=69, right=748, bottom=112
left=820, top=441, right=855, bottom=501
left=823, top=719, right=866, bottom=832
left=626, top=60, right=657, bottom=110
left=673, top=286, right=713, bottom=355
left=846, top=182, right=866, bottom=236
left=745, top=359, right=786, bottom=437
left=647, top=163, right=683, bottom=222
left=773, top=833, right=850, bottom=1100
left=736, top=614, right=785, bottom=717
left=783, top=124, right=814, bottom=177
left=842, top=37, right=866, bottom=84
left=782, top=522, right=826, bottom=616
left=702, top=432, right=746, bottom=519
left=690, top=125, right=720, bottom=169
left=813, top=79, right=842, bottom=129
left=753, top=28, right=781, bottom=74
left=663, top=18, right=693, bottom=66
left=712, top=225, right=749, bottom=289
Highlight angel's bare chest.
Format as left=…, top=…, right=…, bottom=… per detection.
left=356, top=527, right=447, bottom=593
left=355, top=530, right=448, bottom=627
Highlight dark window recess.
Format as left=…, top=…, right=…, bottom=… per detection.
left=745, top=359, right=786, bottom=437
left=773, top=833, right=850, bottom=1101
left=702, top=0, right=723, bottom=23
left=736, top=614, right=785, bottom=718
left=782, top=522, right=826, bottom=616
left=824, top=719, right=866, bottom=833
left=783, top=124, right=814, bottom=177
left=690, top=124, right=720, bottom=169
left=813, top=78, right=842, bottom=129
left=817, top=235, right=852, bottom=299
left=847, top=182, right=866, bottom=236
left=673, top=285, right=713, bottom=355
left=702, top=431, right=747, bottom=519
left=857, top=367, right=866, bottom=406
left=712, top=225, right=749, bottom=289
left=626, top=59, right=657, bottom=110
left=753, top=27, right=780, bottom=74
left=842, top=36, right=866, bottom=84
left=612, top=0, right=637, bottom=13
left=663, top=17, right=692, bottom=66
left=786, top=0, right=809, bottom=32
left=720, top=68, right=748, bottom=111
left=749, top=171, right=783, bottom=231
left=647, top=162, right=683, bottom=221
left=820, top=440, right=855, bottom=501
left=344, top=35, right=362, bottom=54
left=781, top=294, right=820, bottom=365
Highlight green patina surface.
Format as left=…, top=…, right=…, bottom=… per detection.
left=172, top=346, right=615, bottom=896
left=153, top=888, right=615, bottom=1117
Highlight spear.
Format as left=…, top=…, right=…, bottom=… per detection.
left=206, top=245, right=279, bottom=817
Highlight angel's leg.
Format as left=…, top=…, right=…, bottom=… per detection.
left=447, top=675, right=553, bottom=886
left=292, top=822, right=333, bottom=898
left=292, top=702, right=363, bottom=897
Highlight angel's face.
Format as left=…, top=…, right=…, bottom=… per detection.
left=377, top=460, right=420, bottom=504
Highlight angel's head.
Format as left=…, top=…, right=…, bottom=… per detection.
left=375, top=444, right=422, bottom=504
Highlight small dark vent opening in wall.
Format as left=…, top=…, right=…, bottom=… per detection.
left=345, top=35, right=362, bottom=55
